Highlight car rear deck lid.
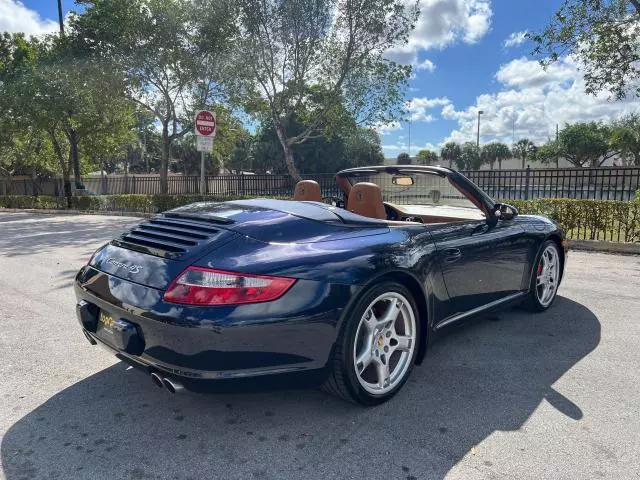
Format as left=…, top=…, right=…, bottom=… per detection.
left=113, top=216, right=230, bottom=259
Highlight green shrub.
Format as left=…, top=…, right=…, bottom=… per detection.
left=504, top=198, right=640, bottom=242
left=0, top=194, right=287, bottom=214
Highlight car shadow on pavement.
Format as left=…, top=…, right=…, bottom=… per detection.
left=1, top=296, right=600, bottom=480
left=0, top=213, right=139, bottom=257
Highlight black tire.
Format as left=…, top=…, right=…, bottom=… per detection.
left=322, top=281, right=421, bottom=406
left=523, top=240, right=561, bottom=312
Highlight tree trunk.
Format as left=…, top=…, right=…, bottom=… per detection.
left=275, top=122, right=302, bottom=182
left=0, top=167, right=13, bottom=195
left=449, top=158, right=453, bottom=169
left=160, top=122, right=170, bottom=194
left=68, top=127, right=81, bottom=187
left=498, top=158, right=502, bottom=170
left=521, top=157, right=525, bottom=169
left=50, top=131, right=72, bottom=208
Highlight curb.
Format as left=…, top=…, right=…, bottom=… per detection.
left=568, top=239, right=640, bottom=255
left=2, top=208, right=639, bottom=255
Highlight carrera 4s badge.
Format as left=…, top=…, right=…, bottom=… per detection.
left=106, top=258, right=143, bottom=274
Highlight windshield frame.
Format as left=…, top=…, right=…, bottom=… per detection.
left=335, top=165, right=496, bottom=216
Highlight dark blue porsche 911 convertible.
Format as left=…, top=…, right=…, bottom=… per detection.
left=75, top=165, right=566, bottom=405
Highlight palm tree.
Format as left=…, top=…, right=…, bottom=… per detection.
left=513, top=139, right=536, bottom=169
left=481, top=143, right=511, bottom=170
left=460, top=142, right=482, bottom=170
left=440, top=142, right=462, bottom=169
left=495, top=143, right=511, bottom=170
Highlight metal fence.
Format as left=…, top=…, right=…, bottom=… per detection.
left=2, top=166, right=639, bottom=201
left=76, top=173, right=343, bottom=198
left=463, top=166, right=640, bottom=201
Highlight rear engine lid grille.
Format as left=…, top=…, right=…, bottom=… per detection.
left=112, top=216, right=229, bottom=259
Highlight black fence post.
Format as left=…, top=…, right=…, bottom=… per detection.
left=524, top=166, right=531, bottom=200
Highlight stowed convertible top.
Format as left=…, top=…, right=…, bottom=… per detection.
left=170, top=198, right=389, bottom=227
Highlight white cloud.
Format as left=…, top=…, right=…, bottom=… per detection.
left=388, top=0, right=492, bottom=65
left=495, top=56, right=575, bottom=89
left=383, top=143, right=410, bottom=151
left=382, top=142, right=440, bottom=157
left=0, top=0, right=58, bottom=36
left=440, top=56, right=639, bottom=146
left=503, top=30, right=528, bottom=49
left=408, top=96, right=451, bottom=122
left=414, top=58, right=436, bottom=72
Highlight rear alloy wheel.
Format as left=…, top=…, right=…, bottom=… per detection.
left=525, top=240, right=561, bottom=312
left=323, top=282, right=420, bottom=405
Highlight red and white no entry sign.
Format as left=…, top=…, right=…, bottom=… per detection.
left=195, top=110, right=216, bottom=137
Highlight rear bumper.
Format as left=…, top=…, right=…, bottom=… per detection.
left=74, top=266, right=358, bottom=384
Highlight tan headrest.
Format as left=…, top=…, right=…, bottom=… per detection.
left=293, top=180, right=322, bottom=202
left=347, top=182, right=386, bottom=219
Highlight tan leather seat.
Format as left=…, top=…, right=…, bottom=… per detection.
left=347, top=182, right=387, bottom=219
left=293, top=180, right=322, bottom=202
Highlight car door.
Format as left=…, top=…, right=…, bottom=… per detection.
left=428, top=217, right=529, bottom=319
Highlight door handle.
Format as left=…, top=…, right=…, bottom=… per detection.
left=443, top=248, right=462, bottom=262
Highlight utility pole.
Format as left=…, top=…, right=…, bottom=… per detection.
left=57, top=0, right=64, bottom=35
left=556, top=123, right=560, bottom=168
left=476, top=110, right=484, bottom=147
left=408, top=118, right=411, bottom=157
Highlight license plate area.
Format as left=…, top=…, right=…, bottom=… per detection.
left=95, top=310, right=144, bottom=355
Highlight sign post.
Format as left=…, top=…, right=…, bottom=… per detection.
left=194, top=110, right=216, bottom=196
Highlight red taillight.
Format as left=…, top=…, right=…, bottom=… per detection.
left=163, top=267, right=296, bottom=306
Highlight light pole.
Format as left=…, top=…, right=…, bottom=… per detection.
left=408, top=118, right=411, bottom=157
left=57, top=0, right=64, bottom=35
left=476, top=110, right=484, bottom=148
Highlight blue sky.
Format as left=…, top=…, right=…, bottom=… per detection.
left=3, top=0, right=639, bottom=157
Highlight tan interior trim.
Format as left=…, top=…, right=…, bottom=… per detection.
left=385, top=202, right=485, bottom=224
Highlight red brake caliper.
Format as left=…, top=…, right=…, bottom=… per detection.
left=537, top=263, right=543, bottom=276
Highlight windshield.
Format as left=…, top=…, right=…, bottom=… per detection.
left=346, top=171, right=479, bottom=210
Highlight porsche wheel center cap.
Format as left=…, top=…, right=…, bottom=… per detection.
left=376, top=335, right=384, bottom=348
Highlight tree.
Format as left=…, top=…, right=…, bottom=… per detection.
left=343, top=128, right=385, bottom=168
left=441, top=141, right=462, bottom=169
left=533, top=141, right=561, bottom=167
left=71, top=0, right=235, bottom=193
left=458, top=142, right=482, bottom=170
left=530, top=0, right=640, bottom=100
left=481, top=143, right=511, bottom=170
left=229, top=0, right=418, bottom=180
left=397, top=152, right=411, bottom=165
left=552, top=122, right=619, bottom=167
left=251, top=113, right=384, bottom=174
left=416, top=149, right=438, bottom=165
left=0, top=33, right=134, bottom=204
left=610, top=112, right=640, bottom=165
left=513, top=139, right=537, bottom=169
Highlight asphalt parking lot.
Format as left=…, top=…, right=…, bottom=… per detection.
left=1, top=212, right=639, bottom=480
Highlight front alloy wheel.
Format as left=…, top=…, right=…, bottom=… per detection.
left=525, top=240, right=561, bottom=312
left=536, top=244, right=560, bottom=307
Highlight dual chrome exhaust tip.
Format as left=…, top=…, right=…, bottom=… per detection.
left=150, top=372, right=184, bottom=394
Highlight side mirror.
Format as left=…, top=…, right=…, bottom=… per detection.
left=493, top=203, right=518, bottom=221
